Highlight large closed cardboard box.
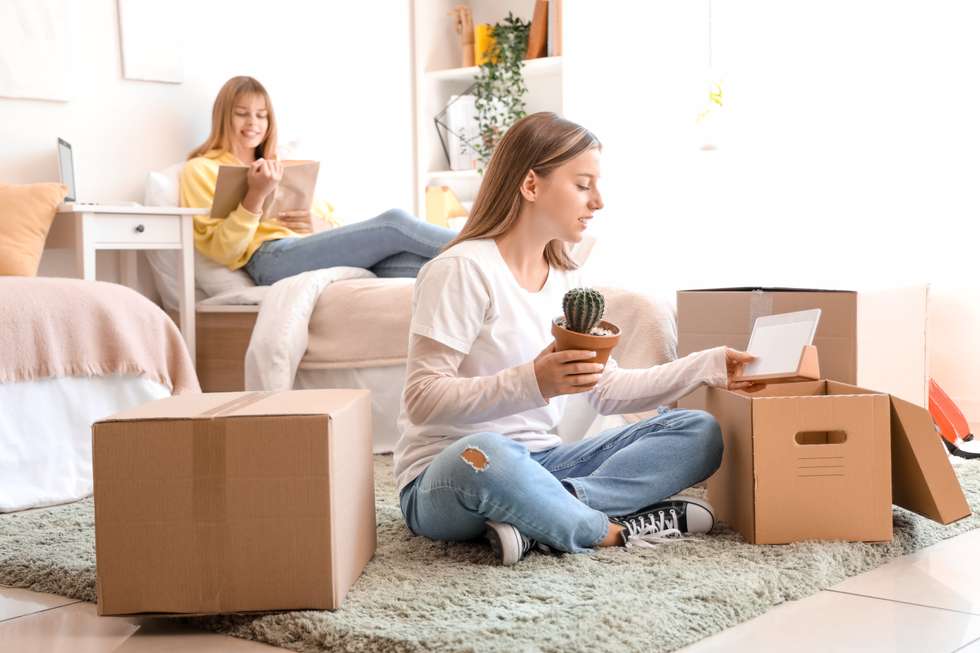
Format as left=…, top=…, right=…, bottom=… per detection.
left=93, top=389, right=376, bottom=616
left=677, top=287, right=929, bottom=406
left=680, top=380, right=970, bottom=544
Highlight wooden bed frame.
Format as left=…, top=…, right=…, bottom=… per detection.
left=171, top=305, right=257, bottom=392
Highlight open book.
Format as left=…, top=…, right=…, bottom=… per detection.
left=210, top=160, right=319, bottom=219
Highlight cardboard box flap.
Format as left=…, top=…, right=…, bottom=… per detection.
left=888, top=394, right=972, bottom=524
left=679, top=287, right=854, bottom=294
left=829, top=381, right=971, bottom=525
left=740, top=380, right=828, bottom=398
left=98, top=389, right=371, bottom=422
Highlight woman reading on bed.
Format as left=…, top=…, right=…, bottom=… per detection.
left=393, top=112, right=763, bottom=565
left=180, top=76, right=455, bottom=284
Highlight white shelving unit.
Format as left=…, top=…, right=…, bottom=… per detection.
left=424, top=169, right=481, bottom=180
left=425, top=55, right=562, bottom=82
left=411, top=0, right=565, bottom=221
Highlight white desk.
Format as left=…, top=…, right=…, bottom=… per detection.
left=47, top=204, right=208, bottom=363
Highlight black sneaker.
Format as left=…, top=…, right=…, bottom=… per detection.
left=612, top=497, right=715, bottom=548
left=943, top=437, right=980, bottom=460
left=485, top=521, right=536, bottom=565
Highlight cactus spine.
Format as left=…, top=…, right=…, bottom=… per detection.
left=562, top=288, right=605, bottom=334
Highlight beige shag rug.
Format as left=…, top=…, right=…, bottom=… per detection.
left=2, top=454, right=979, bottom=652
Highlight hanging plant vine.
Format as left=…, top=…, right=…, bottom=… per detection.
left=471, top=12, right=530, bottom=166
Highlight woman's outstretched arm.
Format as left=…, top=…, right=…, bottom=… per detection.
left=586, top=347, right=729, bottom=416
left=402, top=334, right=548, bottom=426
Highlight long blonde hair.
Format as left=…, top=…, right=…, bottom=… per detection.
left=188, top=76, right=278, bottom=160
left=444, top=112, right=601, bottom=270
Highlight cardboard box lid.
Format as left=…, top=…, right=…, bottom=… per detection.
left=679, top=287, right=855, bottom=294
left=97, top=389, right=371, bottom=423
left=824, top=382, right=970, bottom=525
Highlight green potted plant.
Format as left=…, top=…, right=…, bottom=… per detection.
left=552, top=288, right=622, bottom=366
left=472, top=12, right=530, bottom=166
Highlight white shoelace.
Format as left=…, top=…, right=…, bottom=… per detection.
left=621, top=509, right=687, bottom=549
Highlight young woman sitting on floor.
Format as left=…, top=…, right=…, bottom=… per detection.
left=393, top=111, right=763, bottom=565
left=180, top=76, right=454, bottom=284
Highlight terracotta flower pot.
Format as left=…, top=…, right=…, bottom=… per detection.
left=551, top=318, right=622, bottom=366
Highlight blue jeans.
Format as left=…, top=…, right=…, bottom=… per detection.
left=244, top=208, right=456, bottom=285
left=399, top=408, right=724, bottom=554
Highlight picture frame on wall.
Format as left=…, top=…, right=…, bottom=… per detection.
left=0, top=0, right=71, bottom=102
left=434, top=90, right=481, bottom=171
left=117, top=0, right=183, bottom=84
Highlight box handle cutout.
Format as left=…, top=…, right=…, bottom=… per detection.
left=795, top=430, right=847, bottom=445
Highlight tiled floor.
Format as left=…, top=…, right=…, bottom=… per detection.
left=0, top=587, right=278, bottom=652
left=3, top=527, right=980, bottom=651
left=680, top=527, right=980, bottom=653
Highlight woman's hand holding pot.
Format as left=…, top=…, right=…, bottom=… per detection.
left=533, top=341, right=605, bottom=399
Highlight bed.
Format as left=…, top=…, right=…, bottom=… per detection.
left=0, top=277, right=199, bottom=513
left=154, top=274, right=677, bottom=453
left=188, top=275, right=421, bottom=453
left=143, top=165, right=678, bottom=453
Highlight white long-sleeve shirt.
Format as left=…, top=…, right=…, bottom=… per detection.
left=392, top=239, right=727, bottom=493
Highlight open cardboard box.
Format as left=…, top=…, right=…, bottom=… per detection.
left=679, top=380, right=971, bottom=544
left=93, top=389, right=376, bottom=616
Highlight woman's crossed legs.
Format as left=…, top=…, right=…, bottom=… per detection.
left=399, top=408, right=723, bottom=554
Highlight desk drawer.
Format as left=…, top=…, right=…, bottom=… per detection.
left=91, top=215, right=181, bottom=245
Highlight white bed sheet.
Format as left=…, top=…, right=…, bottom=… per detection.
left=294, top=365, right=406, bottom=453
left=0, top=374, right=170, bottom=513
left=293, top=365, right=626, bottom=454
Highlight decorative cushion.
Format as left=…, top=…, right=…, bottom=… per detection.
left=0, top=183, right=67, bottom=276
left=143, top=163, right=254, bottom=311
left=144, top=162, right=183, bottom=207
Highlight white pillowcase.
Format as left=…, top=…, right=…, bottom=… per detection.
left=195, top=253, right=256, bottom=297
left=144, top=162, right=183, bottom=206
left=143, top=162, right=255, bottom=311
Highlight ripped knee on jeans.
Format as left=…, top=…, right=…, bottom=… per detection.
left=460, top=447, right=489, bottom=471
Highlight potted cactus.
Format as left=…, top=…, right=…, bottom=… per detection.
left=552, top=288, right=622, bottom=366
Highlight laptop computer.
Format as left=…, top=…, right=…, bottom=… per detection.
left=57, top=138, right=140, bottom=206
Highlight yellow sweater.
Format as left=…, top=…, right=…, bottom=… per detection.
left=179, top=150, right=339, bottom=269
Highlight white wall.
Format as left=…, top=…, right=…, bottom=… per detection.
left=930, top=286, right=980, bottom=433
left=0, top=0, right=414, bottom=280
left=564, top=0, right=980, bottom=424
left=566, top=0, right=980, bottom=292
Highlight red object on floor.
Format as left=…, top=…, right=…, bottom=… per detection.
left=929, top=378, right=974, bottom=444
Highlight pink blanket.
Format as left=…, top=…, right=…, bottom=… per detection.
left=0, top=277, right=199, bottom=394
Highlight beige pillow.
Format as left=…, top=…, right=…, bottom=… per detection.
left=0, top=183, right=67, bottom=276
